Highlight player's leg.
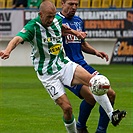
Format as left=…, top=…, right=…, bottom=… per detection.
left=72, top=64, right=126, bottom=132
left=60, top=61, right=94, bottom=132
left=56, top=94, right=77, bottom=133
left=93, top=84, right=126, bottom=133
left=95, top=88, right=115, bottom=133
left=74, top=65, right=97, bottom=132
left=76, top=85, right=114, bottom=133
left=84, top=64, right=115, bottom=133
left=59, top=61, right=93, bottom=132
left=77, top=85, right=96, bottom=133
left=62, top=62, right=126, bottom=132
left=37, top=71, right=77, bottom=133
left=67, top=64, right=113, bottom=132
left=66, top=64, right=114, bottom=133
left=67, top=84, right=96, bottom=133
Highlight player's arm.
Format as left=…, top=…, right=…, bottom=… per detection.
left=81, top=41, right=109, bottom=61
left=62, top=24, right=87, bottom=39
left=0, top=36, right=23, bottom=60
left=70, top=29, right=87, bottom=39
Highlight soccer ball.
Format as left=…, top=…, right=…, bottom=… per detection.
left=89, top=75, right=110, bottom=96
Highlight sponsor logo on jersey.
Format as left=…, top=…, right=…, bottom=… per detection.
left=43, top=36, right=61, bottom=43
left=65, top=34, right=81, bottom=44
left=63, top=23, right=82, bottom=44
left=49, top=44, right=61, bottom=55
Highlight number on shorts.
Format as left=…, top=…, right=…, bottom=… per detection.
left=48, top=86, right=58, bottom=97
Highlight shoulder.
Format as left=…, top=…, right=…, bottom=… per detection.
left=54, top=14, right=62, bottom=25
left=55, top=14, right=62, bottom=20
left=24, top=16, right=42, bottom=31
left=25, top=16, right=39, bottom=27
left=56, top=12, right=65, bottom=19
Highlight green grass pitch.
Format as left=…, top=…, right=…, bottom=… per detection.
left=0, top=64, right=132, bottom=133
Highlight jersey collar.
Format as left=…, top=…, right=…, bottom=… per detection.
left=57, top=12, right=65, bottom=18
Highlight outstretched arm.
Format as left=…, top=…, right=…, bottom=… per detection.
left=0, top=36, right=23, bottom=60
left=62, top=24, right=87, bottom=39
left=82, top=41, right=109, bottom=62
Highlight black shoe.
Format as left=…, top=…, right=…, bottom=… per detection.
left=111, top=109, right=127, bottom=126
left=77, top=126, right=89, bottom=133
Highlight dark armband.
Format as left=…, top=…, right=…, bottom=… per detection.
left=21, top=41, right=24, bottom=44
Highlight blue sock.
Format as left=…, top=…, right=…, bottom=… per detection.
left=76, top=100, right=94, bottom=128
left=96, top=103, right=114, bottom=133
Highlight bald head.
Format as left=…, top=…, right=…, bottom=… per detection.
left=40, top=0, right=56, bottom=13
left=39, top=1, right=56, bottom=27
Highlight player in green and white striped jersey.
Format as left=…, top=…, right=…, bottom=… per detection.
left=18, top=10, right=69, bottom=75
left=0, top=1, right=92, bottom=133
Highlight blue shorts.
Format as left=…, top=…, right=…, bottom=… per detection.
left=65, top=63, right=98, bottom=99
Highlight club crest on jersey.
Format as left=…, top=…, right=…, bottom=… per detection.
left=20, top=28, right=27, bottom=33
left=49, top=44, right=61, bottom=55
left=74, top=22, right=82, bottom=31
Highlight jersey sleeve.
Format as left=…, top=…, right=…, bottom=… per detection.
left=16, top=20, right=35, bottom=42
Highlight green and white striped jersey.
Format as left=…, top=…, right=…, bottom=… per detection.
left=17, top=15, right=70, bottom=75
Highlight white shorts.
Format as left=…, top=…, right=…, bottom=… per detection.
left=37, top=61, right=78, bottom=101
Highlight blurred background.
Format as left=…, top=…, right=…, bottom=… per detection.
left=0, top=0, right=133, bottom=65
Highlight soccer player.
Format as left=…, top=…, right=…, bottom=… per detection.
left=57, top=0, right=126, bottom=132
left=0, top=1, right=99, bottom=133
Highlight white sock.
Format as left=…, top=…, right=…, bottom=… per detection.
left=64, top=118, right=77, bottom=133
left=93, top=93, right=113, bottom=120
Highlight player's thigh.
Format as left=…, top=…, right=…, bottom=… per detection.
left=72, top=65, right=92, bottom=86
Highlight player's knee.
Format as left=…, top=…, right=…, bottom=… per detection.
left=63, top=104, right=73, bottom=119
left=85, top=95, right=96, bottom=105
left=80, top=85, right=96, bottom=105
left=107, top=88, right=116, bottom=102
left=64, top=104, right=72, bottom=113
left=57, top=99, right=72, bottom=114
left=57, top=99, right=73, bottom=118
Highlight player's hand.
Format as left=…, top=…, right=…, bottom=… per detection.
left=62, top=24, right=87, bottom=39
left=62, top=24, right=71, bottom=36
left=62, top=24, right=71, bottom=31
left=76, top=31, right=87, bottom=39
left=71, top=30, right=87, bottom=39
left=95, top=51, right=109, bottom=61
left=0, top=50, right=10, bottom=60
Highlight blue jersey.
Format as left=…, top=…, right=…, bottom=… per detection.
left=57, top=12, right=87, bottom=66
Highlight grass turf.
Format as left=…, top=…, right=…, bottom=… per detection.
left=0, top=64, right=133, bottom=133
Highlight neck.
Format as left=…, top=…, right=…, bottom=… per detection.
left=61, top=11, right=72, bottom=19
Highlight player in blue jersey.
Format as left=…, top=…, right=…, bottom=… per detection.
left=57, top=0, right=126, bottom=133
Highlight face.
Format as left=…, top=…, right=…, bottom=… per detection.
left=39, top=9, right=56, bottom=27
left=62, top=0, right=79, bottom=18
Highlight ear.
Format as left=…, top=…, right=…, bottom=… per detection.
left=39, top=12, right=42, bottom=17
left=61, top=0, right=65, bottom=7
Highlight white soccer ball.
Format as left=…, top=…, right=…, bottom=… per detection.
left=89, top=75, right=110, bottom=96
